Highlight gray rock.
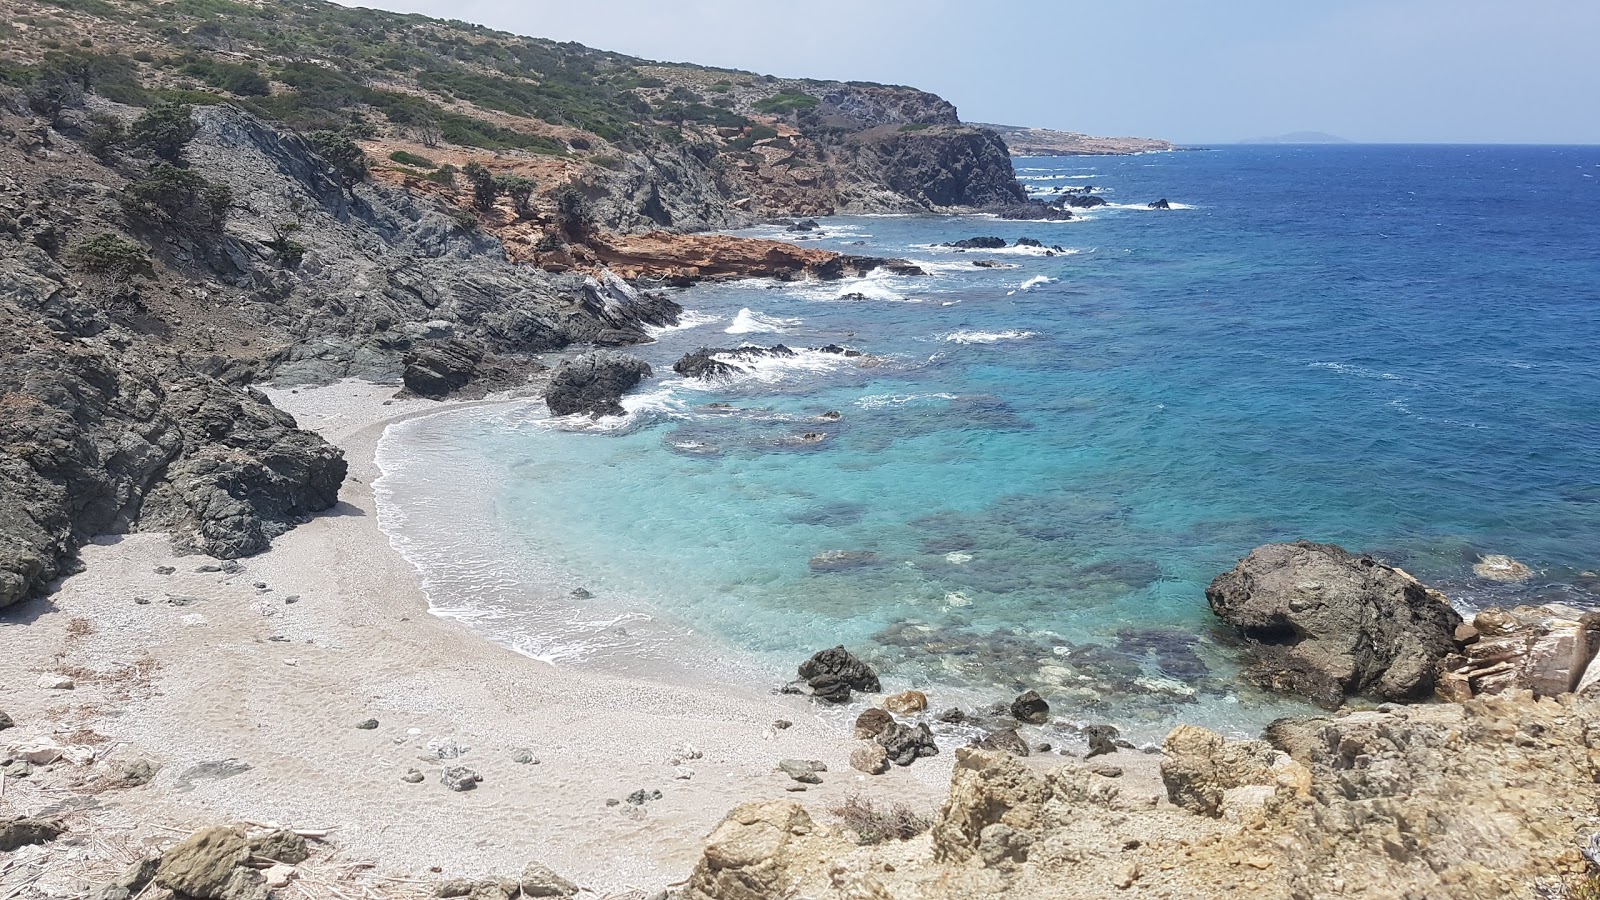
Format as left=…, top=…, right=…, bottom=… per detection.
left=511, top=749, right=538, bottom=765
left=441, top=766, right=481, bottom=791
left=0, top=816, right=65, bottom=852
left=544, top=351, right=652, bottom=418
left=247, top=829, right=309, bottom=865
left=519, top=862, right=579, bottom=898
left=401, top=768, right=425, bottom=784
left=1084, top=724, right=1120, bottom=759
left=1207, top=541, right=1464, bottom=704
left=153, top=826, right=266, bottom=900
left=625, top=788, right=662, bottom=806
left=877, top=721, right=939, bottom=767
left=0, top=710, right=12, bottom=731
left=1010, top=690, right=1050, bottom=724
left=975, top=728, right=1029, bottom=757
left=355, top=718, right=379, bottom=730
left=403, top=337, right=485, bottom=398
left=777, top=759, right=826, bottom=783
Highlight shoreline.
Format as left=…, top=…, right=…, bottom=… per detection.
left=0, top=380, right=961, bottom=895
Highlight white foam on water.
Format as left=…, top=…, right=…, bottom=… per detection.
left=854, top=392, right=959, bottom=410
left=792, top=269, right=923, bottom=303
left=724, top=308, right=800, bottom=334
left=1019, top=275, right=1057, bottom=291
left=942, top=330, right=1037, bottom=344
left=1102, top=201, right=1197, bottom=210
left=644, top=309, right=722, bottom=337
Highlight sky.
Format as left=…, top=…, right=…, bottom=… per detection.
left=335, top=0, right=1600, bottom=144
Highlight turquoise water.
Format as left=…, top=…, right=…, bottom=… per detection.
left=377, top=146, right=1600, bottom=739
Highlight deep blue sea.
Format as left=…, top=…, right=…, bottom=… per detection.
left=376, top=145, right=1600, bottom=740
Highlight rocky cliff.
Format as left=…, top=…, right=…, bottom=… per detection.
left=975, top=123, right=1177, bottom=156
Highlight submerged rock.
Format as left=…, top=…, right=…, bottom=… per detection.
left=544, top=351, right=651, bottom=418
left=1206, top=541, right=1463, bottom=705
left=1473, top=553, right=1533, bottom=582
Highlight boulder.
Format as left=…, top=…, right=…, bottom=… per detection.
left=854, top=707, right=894, bottom=739
left=544, top=351, right=651, bottom=418
left=1083, top=724, right=1120, bottom=759
left=797, top=646, right=880, bottom=704
left=931, top=749, right=1051, bottom=865
left=1009, top=690, right=1050, bottom=724
left=975, top=728, right=1029, bottom=757
left=154, top=826, right=266, bottom=900
left=849, top=743, right=890, bottom=775
left=683, top=801, right=840, bottom=900
left=1205, top=541, right=1463, bottom=704
left=1148, top=199, right=1172, bottom=209
left=877, top=721, right=939, bottom=766
left=248, top=829, right=309, bottom=864
left=519, top=863, right=578, bottom=898
left=1473, top=553, right=1533, bottom=582
left=777, top=759, right=826, bottom=783
left=883, top=690, right=928, bottom=714
left=401, top=337, right=485, bottom=398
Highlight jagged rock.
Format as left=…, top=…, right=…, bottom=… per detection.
left=544, top=351, right=651, bottom=418
left=797, top=645, right=880, bottom=703
left=945, top=236, right=1006, bottom=250
left=1148, top=199, right=1172, bottom=209
left=248, top=829, right=309, bottom=865
left=877, top=721, right=939, bottom=766
left=154, top=826, right=266, bottom=900
left=1084, top=724, right=1120, bottom=758
left=441, top=766, right=481, bottom=791
left=1009, top=690, right=1049, bottom=724
left=402, top=338, right=485, bottom=398
left=932, top=749, right=1051, bottom=865
left=1206, top=541, right=1463, bottom=705
left=0, top=710, right=12, bottom=730
left=849, top=743, right=890, bottom=775
left=673, top=344, right=856, bottom=380
left=1457, top=604, right=1600, bottom=697
left=625, top=788, right=663, bottom=805
left=883, top=690, right=928, bottom=714
left=1059, top=194, right=1107, bottom=209
left=1160, top=724, right=1296, bottom=817
left=975, top=728, right=1029, bottom=757
left=854, top=707, right=895, bottom=739
left=519, top=863, right=578, bottom=898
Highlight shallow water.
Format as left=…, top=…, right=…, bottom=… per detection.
left=376, top=145, right=1600, bottom=741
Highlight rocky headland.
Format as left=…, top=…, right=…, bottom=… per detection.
left=973, top=123, right=1177, bottom=156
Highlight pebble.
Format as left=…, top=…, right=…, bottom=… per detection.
left=784, top=784, right=807, bottom=792
left=154, top=566, right=175, bottom=575
left=570, top=587, right=593, bottom=599
left=283, top=595, right=301, bottom=604
left=777, top=759, right=826, bottom=783
left=356, top=719, right=380, bottom=730
left=264, top=865, right=296, bottom=888
left=196, top=565, right=222, bottom=573
left=441, top=766, right=481, bottom=791
left=625, top=789, right=662, bottom=806
left=133, top=596, right=150, bottom=605
left=605, top=798, right=620, bottom=807
left=672, top=766, right=694, bottom=780
left=37, top=674, right=75, bottom=690
left=167, top=595, right=198, bottom=607
left=400, top=768, right=425, bottom=784
left=772, top=719, right=793, bottom=730
left=511, top=749, right=538, bottom=765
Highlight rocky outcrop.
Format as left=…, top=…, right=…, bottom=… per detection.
left=543, top=351, right=651, bottom=418
left=1206, top=541, right=1463, bottom=705
left=843, top=126, right=1029, bottom=210
left=1445, top=603, right=1600, bottom=699
left=581, top=230, right=918, bottom=282
left=795, top=646, right=881, bottom=703
left=682, top=801, right=850, bottom=900
left=672, top=343, right=859, bottom=380
left=972, top=124, right=1176, bottom=157
left=1160, top=725, right=1302, bottom=817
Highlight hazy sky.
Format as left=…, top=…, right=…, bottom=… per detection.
left=338, top=0, right=1600, bottom=144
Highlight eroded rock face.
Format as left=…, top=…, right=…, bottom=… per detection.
left=543, top=351, right=651, bottom=418
left=1206, top=541, right=1463, bottom=705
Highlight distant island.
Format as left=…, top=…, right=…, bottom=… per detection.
left=1240, top=131, right=1352, bottom=144
left=976, top=123, right=1177, bottom=156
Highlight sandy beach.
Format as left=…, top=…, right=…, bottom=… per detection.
left=0, top=381, right=968, bottom=896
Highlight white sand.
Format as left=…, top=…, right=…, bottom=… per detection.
left=0, top=380, right=958, bottom=896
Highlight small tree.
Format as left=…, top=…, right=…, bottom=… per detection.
left=552, top=184, right=591, bottom=239
left=494, top=174, right=535, bottom=217
left=130, top=101, right=198, bottom=163
left=121, top=163, right=231, bottom=230
left=308, top=130, right=368, bottom=193
left=69, top=233, right=151, bottom=282
left=462, top=161, right=497, bottom=213
left=82, top=112, right=127, bottom=159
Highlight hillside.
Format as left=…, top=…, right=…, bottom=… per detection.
left=975, top=122, right=1175, bottom=156
left=0, top=0, right=1038, bottom=225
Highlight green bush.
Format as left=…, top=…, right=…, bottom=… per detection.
left=70, top=233, right=151, bottom=281
left=120, top=163, right=231, bottom=230
left=308, top=130, right=368, bottom=190
left=589, top=154, right=622, bottom=170
left=82, top=112, right=127, bottom=158
left=129, top=101, right=198, bottom=161
left=388, top=149, right=436, bottom=168
left=462, top=161, right=496, bottom=212
left=754, top=91, right=818, bottom=114
left=494, top=173, right=535, bottom=216
left=424, top=164, right=457, bottom=185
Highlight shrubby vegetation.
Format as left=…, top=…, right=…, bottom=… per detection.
left=120, top=163, right=231, bottom=230
left=69, top=233, right=151, bottom=281
left=308, top=130, right=368, bottom=191
left=388, top=149, right=435, bottom=168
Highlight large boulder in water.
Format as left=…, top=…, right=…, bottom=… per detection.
left=544, top=351, right=651, bottom=418
left=1206, top=541, right=1463, bottom=705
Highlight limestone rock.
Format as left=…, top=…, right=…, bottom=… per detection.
left=1160, top=725, right=1296, bottom=817
left=1473, top=553, right=1532, bottom=582
left=849, top=743, right=890, bottom=775
left=883, top=689, right=928, bottom=714
left=519, top=862, right=578, bottom=897
left=932, top=749, right=1051, bottom=864
left=154, top=826, right=266, bottom=900
left=683, top=801, right=847, bottom=900
left=1206, top=541, right=1463, bottom=704
left=1459, top=604, right=1600, bottom=698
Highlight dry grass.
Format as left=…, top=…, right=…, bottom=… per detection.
left=66, top=616, right=96, bottom=639
left=828, top=793, right=933, bottom=846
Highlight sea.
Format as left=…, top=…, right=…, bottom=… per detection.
left=374, top=145, right=1600, bottom=742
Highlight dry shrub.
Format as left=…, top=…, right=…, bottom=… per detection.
left=828, top=793, right=932, bottom=845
